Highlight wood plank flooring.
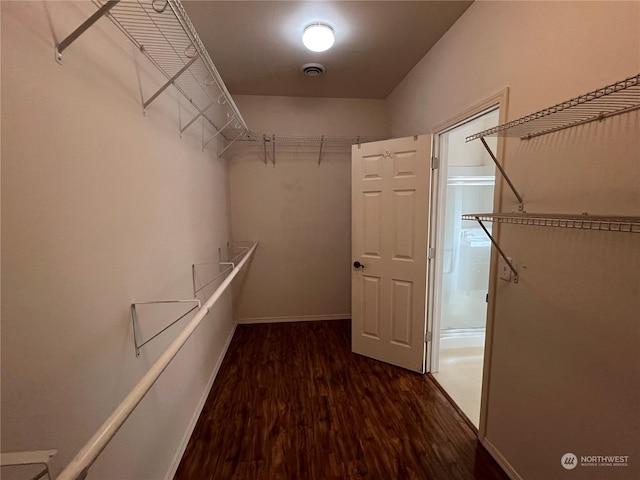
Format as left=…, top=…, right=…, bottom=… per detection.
left=175, top=320, right=509, bottom=480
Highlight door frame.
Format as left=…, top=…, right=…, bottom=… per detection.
left=426, top=88, right=509, bottom=439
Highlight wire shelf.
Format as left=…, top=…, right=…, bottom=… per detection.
left=462, top=213, right=640, bottom=233
left=58, top=2, right=386, bottom=153
left=466, top=73, right=640, bottom=141
left=94, top=0, right=247, bottom=139
left=238, top=134, right=387, bottom=147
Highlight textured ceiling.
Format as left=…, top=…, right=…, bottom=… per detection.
left=183, top=1, right=473, bottom=99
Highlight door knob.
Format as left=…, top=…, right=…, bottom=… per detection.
left=353, top=261, right=365, bottom=269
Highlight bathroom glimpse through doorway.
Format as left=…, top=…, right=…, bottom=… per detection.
left=429, top=106, right=500, bottom=429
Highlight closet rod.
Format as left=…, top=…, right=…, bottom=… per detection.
left=56, top=242, right=258, bottom=480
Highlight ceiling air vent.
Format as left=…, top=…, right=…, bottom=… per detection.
left=301, top=63, right=326, bottom=77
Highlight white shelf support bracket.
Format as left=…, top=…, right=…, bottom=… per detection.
left=180, top=101, right=214, bottom=136
left=1, top=450, right=58, bottom=480
left=202, top=117, right=235, bottom=151
left=218, top=130, right=243, bottom=157
left=142, top=55, right=199, bottom=110
left=480, top=137, right=524, bottom=211
left=318, top=135, right=325, bottom=165
left=192, top=262, right=235, bottom=297
left=55, top=0, right=120, bottom=64
left=272, top=134, right=276, bottom=166
left=131, top=299, right=201, bottom=357
left=473, top=215, right=519, bottom=284
left=262, top=134, right=268, bottom=165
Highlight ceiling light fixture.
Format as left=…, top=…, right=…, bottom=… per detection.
left=302, top=23, right=335, bottom=52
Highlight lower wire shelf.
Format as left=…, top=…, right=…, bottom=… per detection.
left=462, top=213, right=640, bottom=234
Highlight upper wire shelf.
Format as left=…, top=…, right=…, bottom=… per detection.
left=229, top=134, right=388, bottom=165
left=89, top=0, right=248, bottom=139
left=466, top=73, right=640, bottom=141
left=56, top=2, right=384, bottom=154
left=239, top=133, right=387, bottom=147
left=462, top=213, right=640, bottom=233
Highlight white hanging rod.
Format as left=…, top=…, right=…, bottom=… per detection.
left=56, top=241, right=258, bottom=480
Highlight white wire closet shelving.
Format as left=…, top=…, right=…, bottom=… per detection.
left=462, top=213, right=640, bottom=234
left=466, top=73, right=640, bottom=141
left=56, top=1, right=382, bottom=156
left=232, top=134, right=388, bottom=164
left=461, top=73, right=640, bottom=283
left=57, top=0, right=248, bottom=141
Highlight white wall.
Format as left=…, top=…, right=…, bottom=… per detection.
left=228, top=95, right=388, bottom=323
left=1, top=2, right=236, bottom=478
left=387, top=2, right=639, bottom=480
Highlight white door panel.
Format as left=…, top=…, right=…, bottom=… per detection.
left=351, top=135, right=431, bottom=373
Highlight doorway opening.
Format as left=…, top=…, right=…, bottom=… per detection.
left=429, top=107, right=499, bottom=428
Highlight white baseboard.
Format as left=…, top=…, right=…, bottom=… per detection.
left=238, top=313, right=351, bottom=324
left=480, top=437, right=522, bottom=480
left=440, top=333, right=485, bottom=349
left=164, top=321, right=238, bottom=480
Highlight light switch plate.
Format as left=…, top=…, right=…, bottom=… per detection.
left=498, top=256, right=513, bottom=281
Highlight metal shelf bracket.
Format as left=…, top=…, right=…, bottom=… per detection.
left=480, top=137, right=524, bottom=211
left=192, top=263, right=233, bottom=297
left=180, top=101, right=214, bottom=136
left=318, top=135, right=325, bottom=165
left=262, top=134, right=268, bottom=165
left=272, top=134, right=276, bottom=165
left=1, top=450, right=58, bottom=480
left=131, top=299, right=201, bottom=357
left=472, top=215, right=519, bottom=284
left=218, top=130, right=244, bottom=157
left=203, top=117, right=235, bottom=151
left=55, top=0, right=120, bottom=64
left=192, top=242, right=254, bottom=296
left=142, top=55, right=199, bottom=110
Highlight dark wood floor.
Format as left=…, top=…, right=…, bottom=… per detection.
left=175, top=320, right=508, bottom=480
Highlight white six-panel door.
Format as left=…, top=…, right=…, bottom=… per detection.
left=351, top=135, right=431, bottom=373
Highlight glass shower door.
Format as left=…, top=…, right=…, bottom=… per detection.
left=440, top=178, right=494, bottom=339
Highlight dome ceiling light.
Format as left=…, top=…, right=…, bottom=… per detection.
left=302, top=23, right=335, bottom=52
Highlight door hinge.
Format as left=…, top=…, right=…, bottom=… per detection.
left=425, top=331, right=432, bottom=342
left=431, top=156, right=439, bottom=170
left=427, top=247, right=435, bottom=260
